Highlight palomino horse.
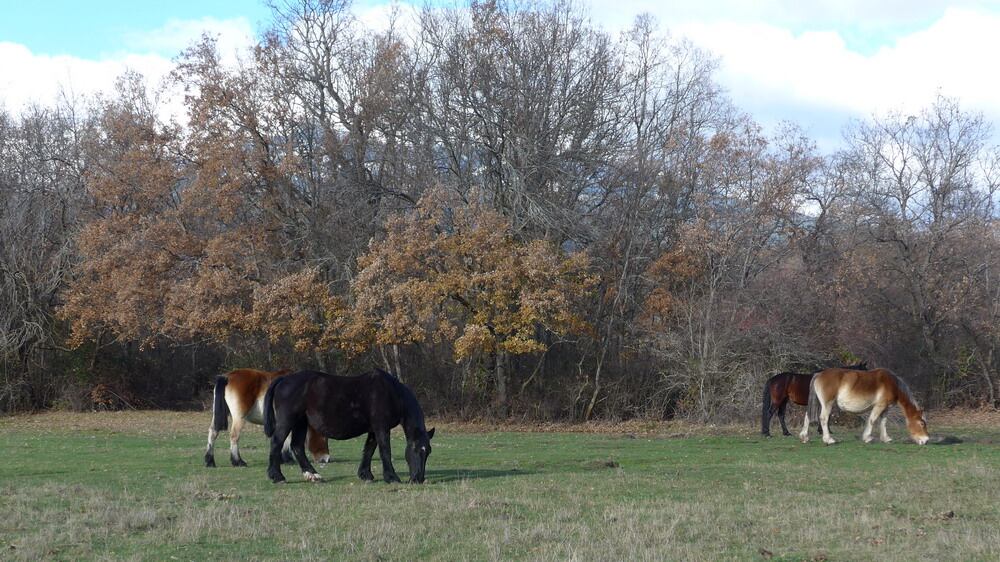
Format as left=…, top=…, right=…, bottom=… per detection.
left=263, top=369, right=434, bottom=484
left=799, top=368, right=930, bottom=445
left=205, top=369, right=331, bottom=467
left=761, top=361, right=867, bottom=436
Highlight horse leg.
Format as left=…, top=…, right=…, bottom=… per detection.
left=205, top=426, right=219, bottom=467
left=375, top=430, right=402, bottom=483
left=777, top=401, right=791, bottom=436
left=267, top=424, right=291, bottom=484
left=229, top=417, right=248, bottom=467
left=862, top=403, right=887, bottom=443
left=308, top=426, right=331, bottom=464
left=357, top=432, right=377, bottom=482
left=820, top=400, right=836, bottom=445
left=281, top=433, right=295, bottom=464
left=799, top=408, right=811, bottom=443
left=878, top=410, right=893, bottom=443
left=290, top=420, right=322, bottom=482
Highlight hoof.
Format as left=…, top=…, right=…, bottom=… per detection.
left=881, top=438, right=893, bottom=444
left=822, top=438, right=837, bottom=445
left=303, top=471, right=323, bottom=482
left=358, top=471, right=375, bottom=482
left=270, top=474, right=286, bottom=484
left=863, top=436, right=874, bottom=443
left=316, top=454, right=331, bottom=464
left=232, top=458, right=248, bottom=467
left=205, top=455, right=216, bottom=468
left=384, top=474, right=402, bottom=484
left=781, top=431, right=792, bottom=437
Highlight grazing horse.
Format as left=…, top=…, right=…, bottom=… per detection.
left=799, top=368, right=930, bottom=445
left=205, top=369, right=331, bottom=467
left=761, top=361, right=867, bottom=436
left=263, top=369, right=435, bottom=484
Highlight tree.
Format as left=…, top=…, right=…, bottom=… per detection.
left=351, top=187, right=595, bottom=412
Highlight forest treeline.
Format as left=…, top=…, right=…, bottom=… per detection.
left=2, top=0, right=998, bottom=419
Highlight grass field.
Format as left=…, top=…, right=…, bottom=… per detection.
left=1, top=412, right=999, bottom=561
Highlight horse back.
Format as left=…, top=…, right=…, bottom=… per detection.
left=295, top=370, right=407, bottom=441
left=224, top=369, right=289, bottom=416
left=814, top=367, right=899, bottom=402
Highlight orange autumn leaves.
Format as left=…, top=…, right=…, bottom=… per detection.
left=62, top=182, right=597, bottom=361
left=353, top=189, right=597, bottom=362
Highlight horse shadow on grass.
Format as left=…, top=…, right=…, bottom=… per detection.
left=424, top=468, right=536, bottom=483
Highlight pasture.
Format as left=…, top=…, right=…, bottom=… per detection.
left=1, top=412, right=998, bottom=561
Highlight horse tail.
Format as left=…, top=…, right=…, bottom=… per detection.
left=263, top=376, right=283, bottom=438
left=761, top=377, right=773, bottom=435
left=806, top=373, right=821, bottom=422
left=211, top=376, right=229, bottom=431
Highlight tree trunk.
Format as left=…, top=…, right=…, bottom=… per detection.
left=495, top=350, right=508, bottom=416
left=583, top=344, right=607, bottom=421
left=392, top=344, right=403, bottom=382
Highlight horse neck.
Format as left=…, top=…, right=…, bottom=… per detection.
left=402, top=412, right=425, bottom=441
left=398, top=389, right=426, bottom=440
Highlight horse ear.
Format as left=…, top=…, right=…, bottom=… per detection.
left=428, top=427, right=435, bottom=440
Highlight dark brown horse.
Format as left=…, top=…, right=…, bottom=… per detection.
left=761, top=362, right=867, bottom=436
left=263, top=369, right=434, bottom=484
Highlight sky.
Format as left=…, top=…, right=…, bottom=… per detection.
left=2, top=0, right=1000, bottom=152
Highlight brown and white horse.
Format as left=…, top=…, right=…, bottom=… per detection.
left=205, top=369, right=331, bottom=467
left=799, top=368, right=930, bottom=445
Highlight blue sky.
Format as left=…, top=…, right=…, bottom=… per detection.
left=0, top=0, right=954, bottom=57
left=2, top=0, right=999, bottom=152
left=0, top=0, right=271, bottom=58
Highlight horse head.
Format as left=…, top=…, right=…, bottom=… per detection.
left=907, top=410, right=930, bottom=445
left=405, top=427, right=435, bottom=483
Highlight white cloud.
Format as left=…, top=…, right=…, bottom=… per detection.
left=0, top=41, right=173, bottom=112
left=122, top=16, right=257, bottom=65
left=0, top=16, right=257, bottom=120
left=3, top=3, right=999, bottom=152
left=674, top=7, right=1000, bottom=114
left=629, top=6, right=1000, bottom=148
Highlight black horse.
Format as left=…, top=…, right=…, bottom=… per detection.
left=761, top=361, right=867, bottom=436
left=263, top=369, right=435, bottom=484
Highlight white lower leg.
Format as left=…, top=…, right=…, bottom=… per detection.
left=206, top=428, right=218, bottom=453
left=799, top=413, right=810, bottom=443
left=879, top=416, right=892, bottom=442
left=862, top=413, right=877, bottom=443
left=821, top=406, right=836, bottom=444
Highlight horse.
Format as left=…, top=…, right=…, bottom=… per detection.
left=262, top=368, right=434, bottom=484
left=205, top=368, right=331, bottom=467
left=799, top=368, right=930, bottom=445
left=761, top=361, right=867, bottom=436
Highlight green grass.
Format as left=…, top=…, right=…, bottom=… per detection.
left=1, top=413, right=998, bottom=561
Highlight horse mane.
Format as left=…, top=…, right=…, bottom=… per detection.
left=888, top=370, right=921, bottom=412
left=376, top=369, right=428, bottom=434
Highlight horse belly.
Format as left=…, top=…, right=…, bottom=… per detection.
left=244, top=398, right=266, bottom=424
left=836, top=391, right=874, bottom=413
